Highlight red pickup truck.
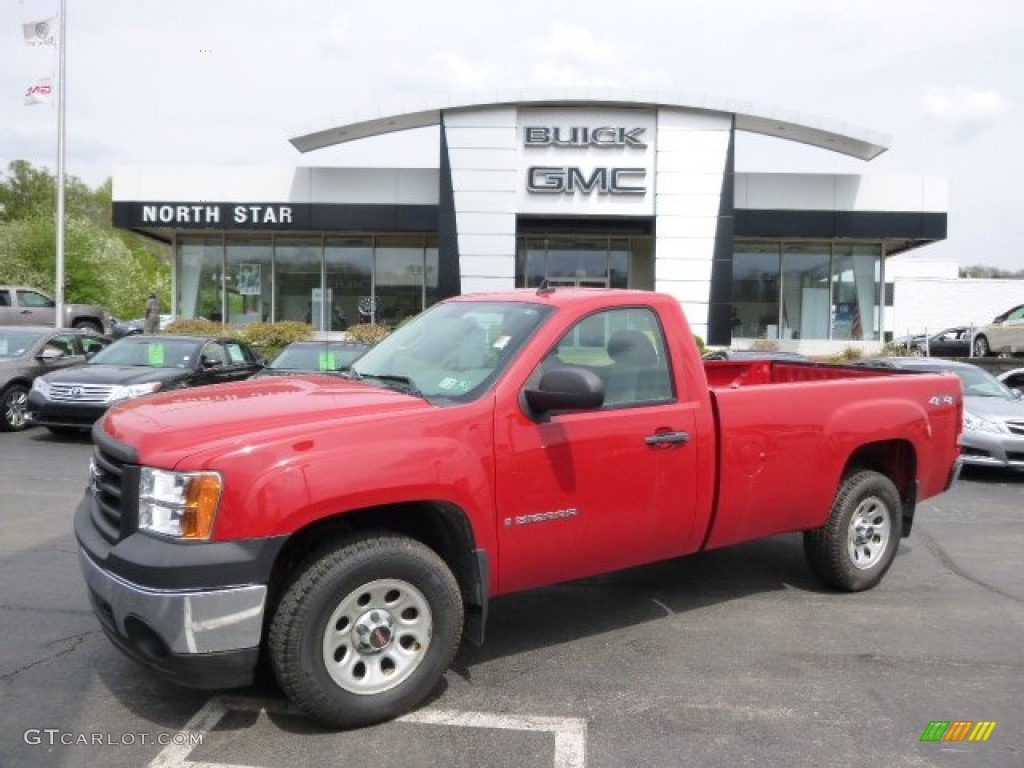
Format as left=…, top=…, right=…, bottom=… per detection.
left=75, top=289, right=962, bottom=728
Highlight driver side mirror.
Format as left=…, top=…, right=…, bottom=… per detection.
left=201, top=356, right=223, bottom=369
left=37, top=347, right=65, bottom=361
left=523, top=366, right=604, bottom=422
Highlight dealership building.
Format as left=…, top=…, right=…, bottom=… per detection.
left=112, top=90, right=947, bottom=350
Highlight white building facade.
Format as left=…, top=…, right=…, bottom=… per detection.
left=112, top=91, right=948, bottom=350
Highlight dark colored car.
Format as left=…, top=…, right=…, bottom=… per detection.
left=255, top=340, right=370, bottom=378
left=894, top=326, right=972, bottom=357
left=1, top=326, right=111, bottom=431
left=854, top=357, right=1024, bottom=471
left=997, top=367, right=1024, bottom=392
left=110, top=314, right=175, bottom=339
left=27, top=334, right=263, bottom=434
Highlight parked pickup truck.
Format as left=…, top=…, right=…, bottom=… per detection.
left=0, top=285, right=112, bottom=335
left=75, top=289, right=962, bottom=728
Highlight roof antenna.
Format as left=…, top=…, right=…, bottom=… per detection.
left=536, top=279, right=555, bottom=296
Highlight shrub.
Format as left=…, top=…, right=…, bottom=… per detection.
left=693, top=335, right=706, bottom=354
left=163, top=318, right=225, bottom=336
left=346, top=323, right=392, bottom=346
left=160, top=318, right=315, bottom=359
left=236, top=321, right=314, bottom=359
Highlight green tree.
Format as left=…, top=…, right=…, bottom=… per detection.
left=0, top=160, right=171, bottom=319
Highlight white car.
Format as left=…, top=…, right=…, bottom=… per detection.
left=972, top=303, right=1024, bottom=357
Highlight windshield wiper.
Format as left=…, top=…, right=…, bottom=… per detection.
left=351, top=372, right=423, bottom=398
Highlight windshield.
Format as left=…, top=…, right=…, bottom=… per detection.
left=270, top=344, right=366, bottom=372
left=351, top=301, right=552, bottom=402
left=89, top=338, right=203, bottom=369
left=0, top=330, right=45, bottom=358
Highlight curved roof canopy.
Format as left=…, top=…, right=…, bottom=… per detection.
left=288, top=88, right=890, bottom=161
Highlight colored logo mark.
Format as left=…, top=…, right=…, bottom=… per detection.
left=921, top=721, right=997, bottom=742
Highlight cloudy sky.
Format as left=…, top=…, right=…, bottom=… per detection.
left=3, top=0, right=1022, bottom=269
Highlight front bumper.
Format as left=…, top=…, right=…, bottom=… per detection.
left=75, top=489, right=287, bottom=689
left=80, top=549, right=265, bottom=688
left=960, top=430, right=1024, bottom=470
left=27, top=391, right=108, bottom=429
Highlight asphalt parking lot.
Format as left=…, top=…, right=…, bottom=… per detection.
left=0, top=427, right=1021, bottom=768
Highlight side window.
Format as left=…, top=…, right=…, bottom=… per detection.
left=18, top=290, right=53, bottom=308
left=79, top=335, right=110, bottom=355
left=202, top=342, right=229, bottom=365
left=0, top=291, right=10, bottom=307
left=533, top=307, right=674, bottom=408
left=225, top=343, right=248, bottom=364
left=44, top=334, right=75, bottom=356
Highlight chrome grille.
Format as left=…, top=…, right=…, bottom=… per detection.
left=49, top=383, right=114, bottom=403
left=90, top=444, right=126, bottom=542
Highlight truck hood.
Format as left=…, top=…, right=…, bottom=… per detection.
left=102, top=375, right=431, bottom=461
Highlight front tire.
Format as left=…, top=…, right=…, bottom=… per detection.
left=268, top=534, right=463, bottom=729
left=804, top=470, right=901, bottom=591
left=1, top=384, right=30, bottom=431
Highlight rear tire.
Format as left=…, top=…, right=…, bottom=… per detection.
left=72, top=320, right=102, bottom=334
left=268, top=533, right=463, bottom=729
left=972, top=334, right=991, bottom=357
left=804, top=470, right=901, bottom=592
left=1, top=384, right=30, bottom=431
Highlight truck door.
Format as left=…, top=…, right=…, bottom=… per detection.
left=495, top=307, right=700, bottom=593
left=13, top=289, right=57, bottom=326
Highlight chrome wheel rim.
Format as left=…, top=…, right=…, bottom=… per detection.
left=4, top=390, right=28, bottom=429
left=847, top=497, right=891, bottom=570
left=322, top=578, right=432, bottom=696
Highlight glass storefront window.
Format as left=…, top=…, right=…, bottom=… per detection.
left=831, top=244, right=881, bottom=341
left=275, top=237, right=323, bottom=324
left=732, top=241, right=884, bottom=341
left=226, top=238, right=272, bottom=325
left=326, top=237, right=373, bottom=329
left=515, top=235, right=646, bottom=289
left=375, top=236, right=428, bottom=326
left=176, top=234, right=438, bottom=328
left=177, top=236, right=224, bottom=322
left=732, top=243, right=781, bottom=338
left=782, top=244, right=831, bottom=341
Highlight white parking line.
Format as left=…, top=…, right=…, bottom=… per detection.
left=149, top=695, right=587, bottom=768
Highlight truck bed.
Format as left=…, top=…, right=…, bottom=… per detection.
left=703, top=359, right=890, bottom=389
left=700, top=359, right=962, bottom=551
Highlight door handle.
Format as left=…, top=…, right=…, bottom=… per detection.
left=645, top=431, right=690, bottom=446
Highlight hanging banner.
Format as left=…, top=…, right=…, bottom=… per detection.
left=24, top=77, right=53, bottom=106
left=23, top=16, right=57, bottom=46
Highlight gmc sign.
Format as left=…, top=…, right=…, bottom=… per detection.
left=527, top=166, right=646, bottom=195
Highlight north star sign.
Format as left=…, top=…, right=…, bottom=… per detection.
left=523, top=125, right=648, bottom=196
left=140, top=204, right=294, bottom=225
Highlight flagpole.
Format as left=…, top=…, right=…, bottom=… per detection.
left=54, top=0, right=67, bottom=328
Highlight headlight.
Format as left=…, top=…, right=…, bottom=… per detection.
left=138, top=467, right=222, bottom=540
left=107, top=382, right=162, bottom=403
left=32, top=377, right=50, bottom=396
left=963, top=411, right=1007, bottom=434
